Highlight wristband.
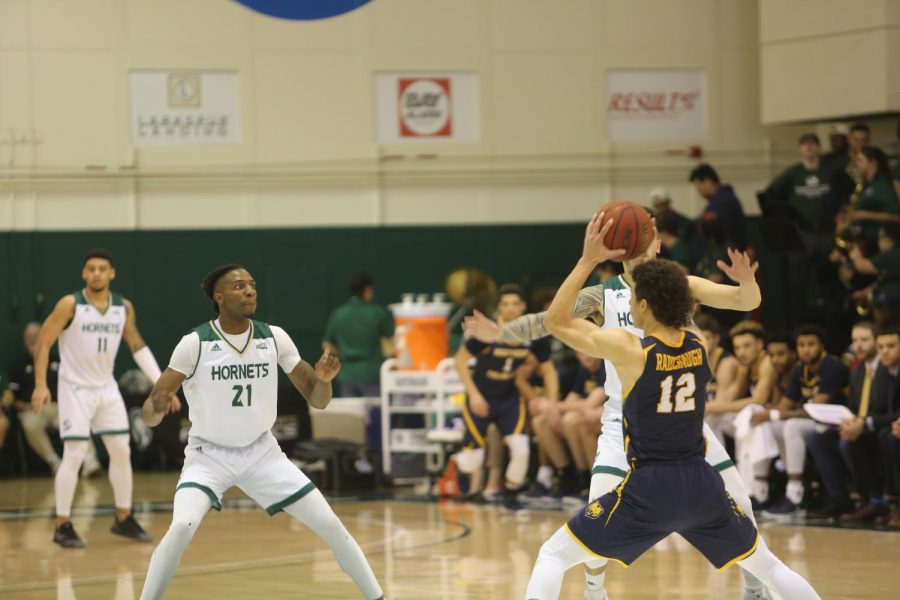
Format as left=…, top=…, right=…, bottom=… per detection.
left=769, top=409, right=781, bottom=422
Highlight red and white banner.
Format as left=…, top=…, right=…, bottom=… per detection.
left=605, top=70, right=706, bottom=142
left=375, top=72, right=479, bottom=144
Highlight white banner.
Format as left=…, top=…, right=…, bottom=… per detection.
left=605, top=70, right=706, bottom=142
left=129, top=71, right=241, bottom=146
left=375, top=72, right=479, bottom=144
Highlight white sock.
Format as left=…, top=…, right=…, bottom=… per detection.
left=103, top=435, right=133, bottom=512
left=786, top=480, right=804, bottom=505
left=55, top=441, right=88, bottom=518
left=752, top=479, right=769, bottom=503
left=140, top=488, right=211, bottom=600
left=526, top=526, right=594, bottom=599
left=284, top=489, right=383, bottom=600
left=738, top=542, right=820, bottom=599
left=584, top=561, right=608, bottom=599
left=537, top=465, right=554, bottom=489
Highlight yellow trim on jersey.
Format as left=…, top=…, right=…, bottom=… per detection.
left=716, top=533, right=760, bottom=571
left=605, top=467, right=633, bottom=525
left=650, top=329, right=686, bottom=348
left=461, top=398, right=486, bottom=447
left=512, top=398, right=527, bottom=435
left=563, top=523, right=629, bottom=568
left=210, top=320, right=254, bottom=356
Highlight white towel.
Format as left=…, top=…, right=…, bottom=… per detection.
left=734, top=404, right=781, bottom=491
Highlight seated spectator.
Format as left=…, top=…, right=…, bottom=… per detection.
left=657, top=213, right=694, bottom=270
left=766, top=330, right=798, bottom=404
left=555, top=352, right=606, bottom=498
left=648, top=187, right=694, bottom=241
left=849, top=222, right=900, bottom=325
left=888, top=417, right=900, bottom=527
left=844, top=147, right=900, bottom=252
left=323, top=273, right=395, bottom=397
left=804, top=321, right=879, bottom=519
left=757, top=325, right=849, bottom=517
left=3, top=323, right=100, bottom=475
left=695, top=313, right=739, bottom=406
left=689, top=163, right=747, bottom=251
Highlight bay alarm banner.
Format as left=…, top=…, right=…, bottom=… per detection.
left=129, top=70, right=240, bottom=146
left=375, top=72, right=480, bottom=143
left=605, top=70, right=706, bottom=142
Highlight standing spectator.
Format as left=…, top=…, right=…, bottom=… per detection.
left=848, top=222, right=900, bottom=325
left=837, top=327, right=900, bottom=522
left=759, top=325, right=849, bottom=517
left=764, top=133, right=853, bottom=325
left=844, top=147, right=900, bottom=249
left=689, top=163, right=747, bottom=251
left=323, top=273, right=395, bottom=397
left=2, top=323, right=100, bottom=475
left=848, top=123, right=872, bottom=164
left=648, top=187, right=694, bottom=241
left=822, top=123, right=850, bottom=171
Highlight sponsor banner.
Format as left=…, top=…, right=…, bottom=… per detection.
left=129, top=70, right=240, bottom=146
left=605, top=70, right=706, bottom=142
left=375, top=72, right=479, bottom=144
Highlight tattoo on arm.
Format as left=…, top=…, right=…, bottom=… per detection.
left=499, top=284, right=605, bottom=342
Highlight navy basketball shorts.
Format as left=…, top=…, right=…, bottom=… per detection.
left=461, top=393, right=526, bottom=447
left=566, top=458, right=759, bottom=569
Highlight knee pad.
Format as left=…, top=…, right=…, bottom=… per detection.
left=455, top=448, right=485, bottom=474
left=505, top=434, right=530, bottom=487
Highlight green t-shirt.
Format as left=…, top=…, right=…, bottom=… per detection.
left=871, top=246, right=900, bottom=297
left=323, top=297, right=395, bottom=384
left=858, top=175, right=899, bottom=239
left=766, top=162, right=851, bottom=233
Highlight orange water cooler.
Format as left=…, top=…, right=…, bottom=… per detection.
left=390, top=294, right=452, bottom=371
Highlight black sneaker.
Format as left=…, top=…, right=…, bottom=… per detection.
left=53, top=522, right=85, bottom=549
left=808, top=500, right=854, bottom=519
left=111, top=514, right=152, bottom=542
left=501, top=488, right=527, bottom=512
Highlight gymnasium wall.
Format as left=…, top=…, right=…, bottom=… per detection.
left=0, top=0, right=811, bottom=232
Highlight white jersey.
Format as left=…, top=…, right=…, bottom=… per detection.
left=169, top=319, right=301, bottom=448
left=58, top=290, right=127, bottom=387
left=600, top=275, right=642, bottom=425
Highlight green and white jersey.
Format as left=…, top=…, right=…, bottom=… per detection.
left=58, top=290, right=126, bottom=387
left=601, top=276, right=642, bottom=425
left=169, top=319, right=301, bottom=448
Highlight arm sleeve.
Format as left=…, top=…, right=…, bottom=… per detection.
left=499, top=284, right=605, bottom=343
left=271, top=326, right=302, bottom=373
left=168, top=334, right=200, bottom=377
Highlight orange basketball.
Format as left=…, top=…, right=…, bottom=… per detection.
left=598, top=200, right=656, bottom=261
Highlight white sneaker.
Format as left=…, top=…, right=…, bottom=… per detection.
left=584, top=588, right=608, bottom=600
left=81, top=456, right=102, bottom=479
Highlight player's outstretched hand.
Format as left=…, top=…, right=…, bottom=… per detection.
left=462, top=310, right=502, bottom=342
left=717, top=248, right=759, bottom=284
left=315, top=349, right=341, bottom=382
left=582, top=211, right=626, bottom=264
left=31, top=385, right=51, bottom=415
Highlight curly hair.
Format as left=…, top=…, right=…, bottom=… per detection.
left=201, top=264, right=246, bottom=314
left=631, top=260, right=693, bottom=329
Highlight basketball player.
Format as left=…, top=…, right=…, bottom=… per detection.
left=525, top=214, right=819, bottom=600
left=465, top=217, right=771, bottom=599
left=138, top=265, right=383, bottom=600
left=455, top=284, right=556, bottom=509
left=32, top=249, right=163, bottom=548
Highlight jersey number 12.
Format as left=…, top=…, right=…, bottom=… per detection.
left=657, top=373, right=696, bottom=413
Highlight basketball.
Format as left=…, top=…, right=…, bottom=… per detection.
left=598, top=200, right=656, bottom=261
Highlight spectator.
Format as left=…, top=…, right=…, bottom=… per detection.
left=2, top=323, right=100, bottom=475
left=893, top=121, right=900, bottom=198
left=766, top=330, right=798, bottom=405
left=0, top=405, right=8, bottom=450
left=822, top=123, right=850, bottom=171
left=595, top=260, right=624, bottom=283
left=888, top=418, right=900, bottom=527
left=848, top=123, right=872, bottom=167
left=656, top=213, right=694, bottom=270
left=765, top=133, right=852, bottom=325
left=838, top=326, right=900, bottom=522
left=694, top=213, right=731, bottom=284
left=804, top=321, right=879, bottom=519
left=323, top=273, right=395, bottom=397
left=759, top=325, right=849, bottom=517
left=844, top=146, right=900, bottom=249
left=648, top=187, right=694, bottom=241
left=689, top=163, right=747, bottom=251
left=848, top=222, right=900, bottom=325
left=695, top=313, right=739, bottom=406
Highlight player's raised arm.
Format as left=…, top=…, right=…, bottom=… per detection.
left=123, top=299, right=162, bottom=384
left=463, top=284, right=605, bottom=344
left=545, top=212, right=637, bottom=363
left=286, top=350, right=340, bottom=410
left=688, top=248, right=761, bottom=311
left=31, top=295, right=76, bottom=414
left=142, top=368, right=185, bottom=427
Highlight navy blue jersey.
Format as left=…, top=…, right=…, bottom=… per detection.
left=784, top=354, right=848, bottom=405
left=572, top=363, right=606, bottom=397
left=623, top=331, right=712, bottom=465
left=465, top=337, right=552, bottom=398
